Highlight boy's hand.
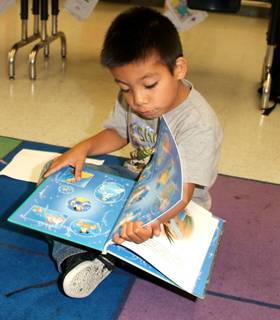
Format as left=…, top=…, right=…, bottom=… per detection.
left=44, top=146, right=88, bottom=181
left=113, top=220, right=161, bottom=245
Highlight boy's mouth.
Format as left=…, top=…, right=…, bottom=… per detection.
left=140, top=111, right=157, bottom=119
left=137, top=108, right=161, bottom=118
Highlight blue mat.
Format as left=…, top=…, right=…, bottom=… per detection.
left=0, top=140, right=135, bottom=320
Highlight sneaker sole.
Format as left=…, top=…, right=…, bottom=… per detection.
left=63, top=260, right=111, bottom=298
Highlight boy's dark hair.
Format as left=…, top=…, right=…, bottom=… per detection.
left=100, top=6, right=183, bottom=73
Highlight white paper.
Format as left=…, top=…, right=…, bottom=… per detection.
left=121, top=201, right=218, bottom=293
left=64, top=0, right=99, bottom=20
left=164, top=0, right=208, bottom=32
left=0, top=149, right=104, bottom=183
left=0, top=0, right=15, bottom=13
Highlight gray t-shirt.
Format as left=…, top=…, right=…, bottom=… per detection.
left=104, top=79, right=223, bottom=209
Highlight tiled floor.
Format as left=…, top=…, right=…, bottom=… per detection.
left=0, top=2, right=279, bottom=183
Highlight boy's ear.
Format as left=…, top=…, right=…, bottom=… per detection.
left=174, top=57, right=187, bottom=79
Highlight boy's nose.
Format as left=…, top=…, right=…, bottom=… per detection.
left=133, top=92, right=148, bottom=107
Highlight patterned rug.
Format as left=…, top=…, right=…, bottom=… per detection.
left=0, top=137, right=134, bottom=320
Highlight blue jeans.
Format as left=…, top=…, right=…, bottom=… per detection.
left=39, top=161, right=138, bottom=272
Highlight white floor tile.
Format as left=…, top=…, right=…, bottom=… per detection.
left=0, top=2, right=279, bottom=183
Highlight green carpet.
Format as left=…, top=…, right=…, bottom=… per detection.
left=0, top=136, right=22, bottom=158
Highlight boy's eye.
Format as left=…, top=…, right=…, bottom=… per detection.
left=120, top=87, right=130, bottom=93
left=144, top=82, right=158, bottom=89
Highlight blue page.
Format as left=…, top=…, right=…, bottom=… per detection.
left=9, top=165, right=135, bottom=251
left=110, top=116, right=183, bottom=237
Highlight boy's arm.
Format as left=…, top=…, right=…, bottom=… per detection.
left=44, top=128, right=128, bottom=180
left=113, top=182, right=195, bottom=244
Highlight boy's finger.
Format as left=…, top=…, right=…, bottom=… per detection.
left=43, top=164, right=61, bottom=177
left=119, top=222, right=141, bottom=243
left=120, top=222, right=132, bottom=241
left=151, top=220, right=161, bottom=236
left=112, top=234, right=124, bottom=244
left=74, top=163, right=83, bottom=181
left=131, top=222, right=153, bottom=242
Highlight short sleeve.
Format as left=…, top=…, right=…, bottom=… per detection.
left=178, top=124, right=223, bottom=188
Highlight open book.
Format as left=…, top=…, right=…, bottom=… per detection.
left=8, top=117, right=224, bottom=298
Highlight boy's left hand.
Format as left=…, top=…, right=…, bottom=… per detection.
left=113, top=220, right=161, bottom=244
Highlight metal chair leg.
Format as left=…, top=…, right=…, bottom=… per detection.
left=259, top=0, right=280, bottom=112
left=8, top=0, right=40, bottom=79
left=29, top=32, right=66, bottom=80
left=50, top=13, right=67, bottom=58
left=260, top=45, right=275, bottom=110
left=29, top=0, right=67, bottom=80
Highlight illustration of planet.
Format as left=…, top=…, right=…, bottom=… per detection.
left=70, top=219, right=98, bottom=236
left=68, top=197, right=91, bottom=212
left=58, top=185, right=74, bottom=195
left=94, top=181, right=126, bottom=203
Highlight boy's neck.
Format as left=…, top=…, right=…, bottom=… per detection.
left=168, top=79, right=190, bottom=113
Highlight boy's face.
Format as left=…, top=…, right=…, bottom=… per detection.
left=110, top=54, right=188, bottom=119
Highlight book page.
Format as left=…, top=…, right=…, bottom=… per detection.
left=108, top=117, right=183, bottom=239
left=118, top=201, right=221, bottom=294
left=8, top=164, right=135, bottom=251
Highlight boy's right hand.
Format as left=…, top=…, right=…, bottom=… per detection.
left=44, top=145, right=88, bottom=181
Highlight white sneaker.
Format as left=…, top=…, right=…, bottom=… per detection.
left=62, top=257, right=112, bottom=298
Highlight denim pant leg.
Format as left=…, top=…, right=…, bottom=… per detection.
left=51, top=240, right=87, bottom=272
left=39, top=161, right=138, bottom=273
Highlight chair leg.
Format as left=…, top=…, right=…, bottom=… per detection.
left=29, top=0, right=67, bottom=80
left=260, top=45, right=275, bottom=110
left=8, top=0, right=40, bottom=79
left=51, top=14, right=67, bottom=58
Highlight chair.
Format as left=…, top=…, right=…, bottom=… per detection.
left=260, top=0, right=280, bottom=113
left=188, top=0, right=280, bottom=114
left=8, top=0, right=41, bottom=79
left=8, top=0, right=67, bottom=80
left=187, top=0, right=241, bottom=13
left=29, top=0, right=67, bottom=80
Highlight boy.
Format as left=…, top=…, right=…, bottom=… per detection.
left=44, top=6, right=223, bottom=298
